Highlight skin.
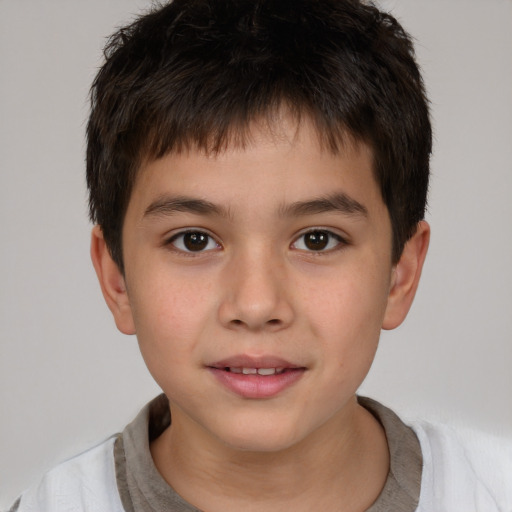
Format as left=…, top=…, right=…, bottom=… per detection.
left=91, top=116, right=429, bottom=511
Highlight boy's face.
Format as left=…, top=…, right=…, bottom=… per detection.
left=95, top=116, right=426, bottom=453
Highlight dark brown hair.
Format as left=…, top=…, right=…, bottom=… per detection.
left=87, top=0, right=431, bottom=271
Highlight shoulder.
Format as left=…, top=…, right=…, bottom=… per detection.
left=411, top=421, right=512, bottom=512
left=11, top=436, right=125, bottom=512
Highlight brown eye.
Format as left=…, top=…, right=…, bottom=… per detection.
left=183, top=232, right=208, bottom=251
left=305, top=231, right=329, bottom=250
left=292, top=230, right=343, bottom=252
left=170, top=231, right=219, bottom=252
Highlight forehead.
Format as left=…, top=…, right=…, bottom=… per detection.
left=128, top=115, right=384, bottom=222
left=140, top=106, right=373, bottom=176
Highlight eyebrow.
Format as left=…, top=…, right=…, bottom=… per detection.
left=279, top=192, right=368, bottom=218
left=143, top=191, right=367, bottom=221
left=144, top=195, right=230, bottom=219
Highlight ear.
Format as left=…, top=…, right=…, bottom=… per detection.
left=382, top=221, right=430, bottom=330
left=90, top=226, right=136, bottom=335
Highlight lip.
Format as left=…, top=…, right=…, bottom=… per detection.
left=207, top=354, right=306, bottom=399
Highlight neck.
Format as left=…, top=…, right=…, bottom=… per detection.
left=151, top=397, right=389, bottom=512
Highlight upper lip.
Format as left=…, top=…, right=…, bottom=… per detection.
left=208, top=355, right=304, bottom=369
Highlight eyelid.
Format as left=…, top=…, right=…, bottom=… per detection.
left=291, top=227, right=348, bottom=252
left=165, top=228, right=222, bottom=254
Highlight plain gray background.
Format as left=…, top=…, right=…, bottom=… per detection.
left=1, top=0, right=511, bottom=507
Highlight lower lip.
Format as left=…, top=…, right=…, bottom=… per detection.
left=208, top=368, right=306, bottom=399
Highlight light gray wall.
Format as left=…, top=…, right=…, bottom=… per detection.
left=1, top=0, right=511, bottom=506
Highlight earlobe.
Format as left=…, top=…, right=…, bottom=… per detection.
left=90, top=226, right=136, bottom=335
left=382, top=221, right=430, bottom=330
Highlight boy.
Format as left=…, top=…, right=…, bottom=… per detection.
left=10, top=0, right=512, bottom=510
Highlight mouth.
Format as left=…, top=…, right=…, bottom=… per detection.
left=213, top=366, right=291, bottom=376
left=207, top=356, right=306, bottom=398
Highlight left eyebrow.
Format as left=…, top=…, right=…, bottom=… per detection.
left=279, top=192, right=368, bottom=218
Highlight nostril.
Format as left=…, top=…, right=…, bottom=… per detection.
left=229, top=318, right=281, bottom=327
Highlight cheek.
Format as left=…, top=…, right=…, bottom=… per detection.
left=128, top=272, right=214, bottom=370
left=304, top=274, right=388, bottom=339
left=312, top=283, right=384, bottom=404
left=299, top=263, right=390, bottom=375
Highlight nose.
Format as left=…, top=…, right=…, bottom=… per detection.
left=218, top=246, right=294, bottom=332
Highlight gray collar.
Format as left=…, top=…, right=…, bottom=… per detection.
left=114, top=394, right=422, bottom=512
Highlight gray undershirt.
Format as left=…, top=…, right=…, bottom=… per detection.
left=114, top=394, right=422, bottom=512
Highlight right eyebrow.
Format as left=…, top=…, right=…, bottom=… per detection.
left=143, top=195, right=230, bottom=219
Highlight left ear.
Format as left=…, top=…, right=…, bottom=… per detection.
left=382, top=220, right=430, bottom=330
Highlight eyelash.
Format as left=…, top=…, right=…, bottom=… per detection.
left=166, top=230, right=221, bottom=255
left=165, top=228, right=347, bottom=255
left=291, top=229, right=347, bottom=253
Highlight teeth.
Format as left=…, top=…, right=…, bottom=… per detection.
left=257, top=368, right=276, bottom=376
left=228, top=367, right=287, bottom=375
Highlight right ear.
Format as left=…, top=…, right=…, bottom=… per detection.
left=90, top=226, right=136, bottom=335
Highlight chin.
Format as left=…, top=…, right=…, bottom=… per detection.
left=211, top=416, right=309, bottom=454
